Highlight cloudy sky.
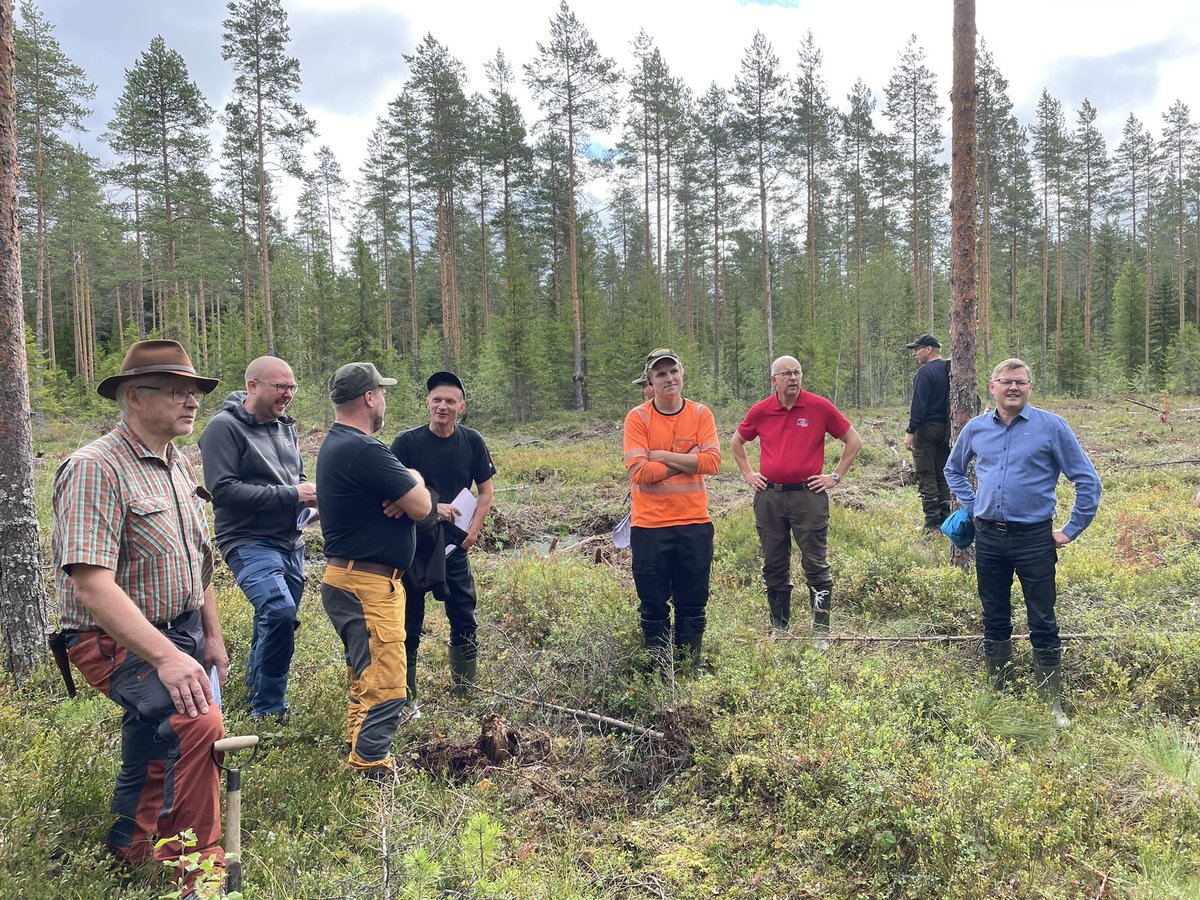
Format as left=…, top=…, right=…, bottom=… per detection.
left=29, top=0, right=1200, bottom=223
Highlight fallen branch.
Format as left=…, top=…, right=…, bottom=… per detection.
left=1121, top=458, right=1200, bottom=469
left=1121, top=396, right=1163, bottom=414
left=777, top=631, right=1199, bottom=644
left=474, top=686, right=666, bottom=741
left=556, top=534, right=607, bottom=554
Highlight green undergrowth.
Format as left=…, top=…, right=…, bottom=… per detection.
left=5, top=400, right=1200, bottom=897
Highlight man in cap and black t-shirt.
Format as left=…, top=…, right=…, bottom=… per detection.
left=390, top=371, right=496, bottom=710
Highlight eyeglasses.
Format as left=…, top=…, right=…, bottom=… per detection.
left=262, top=382, right=299, bottom=395
left=994, top=379, right=1031, bottom=388
left=772, top=370, right=802, bottom=378
left=137, top=386, right=207, bottom=404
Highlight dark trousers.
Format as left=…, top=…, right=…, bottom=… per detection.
left=752, top=487, right=831, bottom=590
left=630, top=522, right=714, bottom=624
left=912, top=421, right=951, bottom=527
left=975, top=519, right=1060, bottom=660
left=65, top=609, right=225, bottom=891
left=403, top=547, right=479, bottom=653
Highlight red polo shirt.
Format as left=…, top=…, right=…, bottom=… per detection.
left=736, top=390, right=851, bottom=483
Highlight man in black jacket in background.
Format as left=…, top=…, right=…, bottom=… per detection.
left=199, top=356, right=313, bottom=720
left=904, top=334, right=951, bottom=531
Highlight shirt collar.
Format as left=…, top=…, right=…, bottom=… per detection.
left=990, top=402, right=1032, bottom=425
left=115, top=419, right=175, bottom=466
left=773, top=389, right=804, bottom=410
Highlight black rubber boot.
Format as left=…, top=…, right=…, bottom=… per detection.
left=809, top=583, right=832, bottom=649
left=767, top=588, right=792, bottom=637
left=641, top=616, right=672, bottom=671
left=983, top=638, right=1014, bottom=691
left=447, top=643, right=477, bottom=699
left=1032, top=647, right=1070, bottom=729
left=921, top=497, right=944, bottom=531
left=674, top=615, right=706, bottom=673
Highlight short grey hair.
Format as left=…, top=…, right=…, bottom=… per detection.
left=116, top=380, right=149, bottom=415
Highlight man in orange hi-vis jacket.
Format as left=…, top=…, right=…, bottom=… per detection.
left=623, top=348, right=721, bottom=671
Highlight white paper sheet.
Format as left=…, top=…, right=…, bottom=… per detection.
left=209, top=667, right=222, bottom=710
left=445, top=487, right=476, bottom=556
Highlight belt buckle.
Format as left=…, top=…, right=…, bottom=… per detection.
left=994, top=521, right=1007, bottom=532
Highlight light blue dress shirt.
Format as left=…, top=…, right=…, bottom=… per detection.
left=944, top=403, right=1101, bottom=539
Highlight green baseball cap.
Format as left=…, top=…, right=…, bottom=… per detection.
left=329, top=362, right=397, bottom=404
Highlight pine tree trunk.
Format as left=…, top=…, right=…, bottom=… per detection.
left=759, top=153, right=773, bottom=362
left=0, top=0, right=48, bottom=681
left=1084, top=174, right=1093, bottom=351
left=46, top=266, right=55, bottom=368
left=407, top=172, right=418, bottom=376
left=1041, top=179, right=1049, bottom=394
left=567, top=120, right=585, bottom=412
left=949, top=0, right=979, bottom=568
left=1055, top=192, right=1063, bottom=388
left=438, top=187, right=451, bottom=369
left=255, top=83, right=275, bottom=354
left=981, top=147, right=991, bottom=359
left=114, top=283, right=123, bottom=348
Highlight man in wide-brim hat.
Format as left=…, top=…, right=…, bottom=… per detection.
left=52, top=339, right=231, bottom=896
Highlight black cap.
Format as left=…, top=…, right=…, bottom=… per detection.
left=426, top=371, right=465, bottom=396
left=906, top=334, right=941, bottom=350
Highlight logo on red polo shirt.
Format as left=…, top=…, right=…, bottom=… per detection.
left=796, top=418, right=809, bottom=427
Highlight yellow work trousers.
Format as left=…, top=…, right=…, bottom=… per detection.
left=320, top=564, right=408, bottom=772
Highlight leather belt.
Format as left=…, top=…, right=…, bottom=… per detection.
left=764, top=481, right=810, bottom=492
left=325, top=557, right=402, bottom=579
left=974, top=518, right=1051, bottom=533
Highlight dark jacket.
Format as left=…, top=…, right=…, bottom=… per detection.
left=907, top=358, right=950, bottom=433
left=406, top=488, right=469, bottom=600
left=198, top=390, right=306, bottom=557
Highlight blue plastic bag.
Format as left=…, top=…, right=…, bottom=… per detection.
left=940, top=508, right=975, bottom=548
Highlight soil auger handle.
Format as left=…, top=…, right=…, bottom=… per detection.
left=212, top=734, right=260, bottom=894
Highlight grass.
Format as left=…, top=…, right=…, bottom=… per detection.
left=5, top=398, right=1200, bottom=898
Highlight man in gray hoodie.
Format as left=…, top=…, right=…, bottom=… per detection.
left=199, top=356, right=314, bottom=720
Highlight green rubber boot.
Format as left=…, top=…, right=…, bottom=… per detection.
left=983, top=638, right=1014, bottom=691
left=447, top=643, right=477, bottom=699
left=401, top=650, right=422, bottom=722
left=1033, top=648, right=1070, bottom=729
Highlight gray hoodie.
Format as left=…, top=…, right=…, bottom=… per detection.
left=198, top=390, right=306, bottom=557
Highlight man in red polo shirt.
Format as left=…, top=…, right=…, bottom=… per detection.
left=731, top=356, right=862, bottom=644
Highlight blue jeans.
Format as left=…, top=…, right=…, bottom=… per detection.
left=974, top=519, right=1060, bottom=660
left=226, top=542, right=305, bottom=716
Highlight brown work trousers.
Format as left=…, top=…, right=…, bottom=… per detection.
left=752, top=486, right=832, bottom=591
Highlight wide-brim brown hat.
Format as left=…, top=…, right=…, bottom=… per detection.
left=97, top=340, right=220, bottom=400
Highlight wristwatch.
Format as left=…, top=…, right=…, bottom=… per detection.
left=830, top=472, right=841, bottom=483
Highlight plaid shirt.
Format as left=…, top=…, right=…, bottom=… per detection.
left=53, top=421, right=214, bottom=630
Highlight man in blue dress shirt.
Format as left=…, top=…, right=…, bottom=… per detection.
left=945, top=358, right=1101, bottom=728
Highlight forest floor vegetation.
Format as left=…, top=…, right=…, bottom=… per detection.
left=4, top=399, right=1200, bottom=898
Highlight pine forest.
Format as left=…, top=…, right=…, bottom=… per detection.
left=15, top=0, right=1200, bottom=414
